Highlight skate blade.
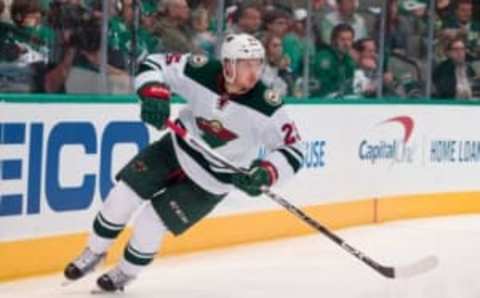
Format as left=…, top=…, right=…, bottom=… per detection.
left=90, top=286, right=124, bottom=295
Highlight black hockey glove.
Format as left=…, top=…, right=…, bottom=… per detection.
left=138, top=83, right=171, bottom=130
left=232, top=160, right=278, bottom=197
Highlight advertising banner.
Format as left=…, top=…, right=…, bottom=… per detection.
left=2, top=103, right=480, bottom=241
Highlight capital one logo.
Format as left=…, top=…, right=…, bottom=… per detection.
left=358, top=116, right=417, bottom=164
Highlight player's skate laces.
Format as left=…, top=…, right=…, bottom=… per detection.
left=96, top=267, right=135, bottom=292
left=64, top=248, right=106, bottom=280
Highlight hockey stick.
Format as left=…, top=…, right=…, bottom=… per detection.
left=165, top=119, right=439, bottom=279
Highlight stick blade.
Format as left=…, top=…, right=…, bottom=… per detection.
left=394, top=255, right=439, bottom=279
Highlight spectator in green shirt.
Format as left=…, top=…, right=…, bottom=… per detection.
left=139, top=0, right=158, bottom=32
left=108, top=0, right=160, bottom=69
left=310, top=23, right=356, bottom=98
left=9, top=0, right=56, bottom=64
left=282, top=8, right=314, bottom=78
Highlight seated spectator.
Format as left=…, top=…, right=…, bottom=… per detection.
left=352, top=55, right=377, bottom=97
left=351, top=38, right=397, bottom=97
left=436, top=0, right=455, bottom=21
left=108, top=0, right=160, bottom=69
left=9, top=0, right=56, bottom=64
left=261, top=34, right=293, bottom=96
left=0, top=0, right=18, bottom=63
left=283, top=8, right=314, bottom=78
left=433, top=37, right=477, bottom=100
left=45, top=18, right=129, bottom=94
left=374, top=0, right=410, bottom=54
left=140, top=1, right=158, bottom=30
left=351, top=38, right=376, bottom=97
left=311, top=23, right=356, bottom=97
left=0, top=0, right=56, bottom=92
left=262, top=8, right=290, bottom=39
left=311, top=0, right=328, bottom=44
left=441, top=0, right=480, bottom=60
left=191, top=7, right=215, bottom=57
left=226, top=2, right=262, bottom=37
left=152, top=0, right=197, bottom=53
left=0, top=0, right=30, bottom=92
left=321, top=0, right=368, bottom=42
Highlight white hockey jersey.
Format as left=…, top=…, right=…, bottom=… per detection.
left=135, top=53, right=304, bottom=195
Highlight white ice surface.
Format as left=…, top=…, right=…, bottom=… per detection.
left=1, top=214, right=479, bottom=298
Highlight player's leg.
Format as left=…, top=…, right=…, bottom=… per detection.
left=96, top=201, right=167, bottom=291
left=94, top=175, right=226, bottom=292
left=64, top=135, right=177, bottom=281
left=64, top=181, right=143, bottom=280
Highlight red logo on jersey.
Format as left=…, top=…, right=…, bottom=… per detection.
left=196, top=118, right=238, bottom=148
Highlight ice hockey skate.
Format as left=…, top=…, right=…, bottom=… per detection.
left=64, top=248, right=106, bottom=282
left=93, top=267, right=135, bottom=293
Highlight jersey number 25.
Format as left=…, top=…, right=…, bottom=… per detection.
left=282, top=123, right=301, bottom=145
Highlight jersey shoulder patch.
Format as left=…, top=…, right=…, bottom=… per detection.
left=187, top=54, right=209, bottom=68
left=263, top=89, right=282, bottom=106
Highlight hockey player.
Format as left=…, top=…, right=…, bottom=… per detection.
left=63, top=33, right=304, bottom=292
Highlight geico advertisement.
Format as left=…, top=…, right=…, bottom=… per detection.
left=2, top=103, right=480, bottom=240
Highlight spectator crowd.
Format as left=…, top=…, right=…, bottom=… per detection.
left=0, top=0, right=479, bottom=100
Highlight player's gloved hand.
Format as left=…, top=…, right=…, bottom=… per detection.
left=232, top=160, right=278, bottom=197
left=138, top=83, right=171, bottom=130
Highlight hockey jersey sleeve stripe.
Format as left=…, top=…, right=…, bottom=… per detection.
left=145, top=58, right=163, bottom=71
left=136, top=63, right=152, bottom=74
left=175, top=134, right=233, bottom=184
left=288, top=146, right=304, bottom=160
left=281, top=146, right=304, bottom=165
left=278, top=148, right=302, bottom=173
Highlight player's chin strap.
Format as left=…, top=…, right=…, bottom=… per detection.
left=165, top=119, right=439, bottom=279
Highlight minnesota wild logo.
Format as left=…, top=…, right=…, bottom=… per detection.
left=264, top=89, right=282, bottom=106
left=196, top=117, right=238, bottom=148
left=188, top=54, right=208, bottom=68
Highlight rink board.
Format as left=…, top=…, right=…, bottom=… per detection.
left=2, top=100, right=480, bottom=281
